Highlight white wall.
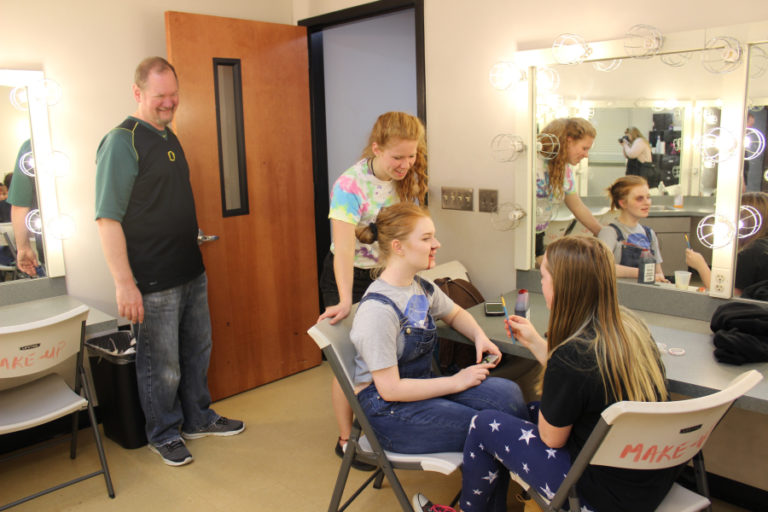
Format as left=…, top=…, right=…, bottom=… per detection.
left=0, top=1, right=292, bottom=315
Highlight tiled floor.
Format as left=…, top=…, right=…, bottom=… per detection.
left=0, top=363, right=752, bottom=511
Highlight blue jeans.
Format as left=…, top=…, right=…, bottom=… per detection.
left=357, top=376, right=526, bottom=454
left=134, top=272, right=218, bottom=446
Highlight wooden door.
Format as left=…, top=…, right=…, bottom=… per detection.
left=166, top=11, right=320, bottom=401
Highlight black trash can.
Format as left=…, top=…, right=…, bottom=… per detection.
left=86, top=331, right=147, bottom=449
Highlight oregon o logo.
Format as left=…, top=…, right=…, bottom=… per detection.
left=168, top=150, right=176, bottom=162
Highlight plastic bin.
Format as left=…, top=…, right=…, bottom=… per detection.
left=86, top=331, right=147, bottom=449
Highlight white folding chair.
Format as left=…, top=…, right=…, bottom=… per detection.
left=0, top=304, right=115, bottom=510
left=308, top=305, right=463, bottom=512
left=514, top=370, right=763, bottom=512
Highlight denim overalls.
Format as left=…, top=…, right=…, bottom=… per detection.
left=609, top=223, right=655, bottom=268
left=355, top=277, right=525, bottom=454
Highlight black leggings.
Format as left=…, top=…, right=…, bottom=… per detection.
left=318, top=251, right=375, bottom=309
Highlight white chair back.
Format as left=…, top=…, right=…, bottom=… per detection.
left=0, top=305, right=89, bottom=380
left=308, top=304, right=358, bottom=387
left=417, top=260, right=469, bottom=282
left=591, top=370, right=763, bottom=470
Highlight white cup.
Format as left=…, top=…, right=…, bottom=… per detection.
left=675, top=270, right=692, bottom=290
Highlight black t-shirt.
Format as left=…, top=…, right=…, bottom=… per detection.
left=735, top=238, right=768, bottom=291
left=540, top=338, right=681, bottom=512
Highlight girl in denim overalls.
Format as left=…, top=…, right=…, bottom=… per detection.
left=350, top=203, right=525, bottom=458
left=598, top=175, right=668, bottom=283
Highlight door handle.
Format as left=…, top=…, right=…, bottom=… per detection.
left=197, top=228, right=219, bottom=245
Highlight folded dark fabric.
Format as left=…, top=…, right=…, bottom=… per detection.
left=710, top=301, right=768, bottom=335
left=741, top=280, right=768, bottom=301
left=713, top=328, right=768, bottom=365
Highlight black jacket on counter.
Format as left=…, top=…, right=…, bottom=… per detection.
left=710, top=301, right=768, bottom=365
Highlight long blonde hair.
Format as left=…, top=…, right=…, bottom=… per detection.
left=544, top=236, right=668, bottom=402
left=362, top=112, right=428, bottom=204
left=539, top=117, right=596, bottom=199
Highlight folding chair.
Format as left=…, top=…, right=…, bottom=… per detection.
left=0, top=304, right=115, bottom=510
left=308, top=305, right=463, bottom=512
left=514, top=370, right=763, bottom=512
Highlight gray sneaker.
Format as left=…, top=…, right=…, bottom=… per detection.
left=149, top=439, right=193, bottom=466
left=182, top=416, right=245, bottom=439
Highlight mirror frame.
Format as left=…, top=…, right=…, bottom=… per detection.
left=0, top=69, right=65, bottom=278
left=509, top=22, right=768, bottom=300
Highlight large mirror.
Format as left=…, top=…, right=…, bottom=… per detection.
left=0, top=69, right=65, bottom=282
left=518, top=27, right=752, bottom=297
left=733, top=42, right=768, bottom=300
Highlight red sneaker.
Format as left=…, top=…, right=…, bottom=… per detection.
left=412, top=493, right=457, bottom=512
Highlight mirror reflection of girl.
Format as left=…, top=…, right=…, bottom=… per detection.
left=620, top=126, right=653, bottom=177
left=687, top=191, right=768, bottom=297
left=351, top=202, right=525, bottom=456
left=535, top=118, right=602, bottom=261
left=317, top=112, right=428, bottom=467
left=598, top=176, right=668, bottom=282
left=414, top=236, right=680, bottom=512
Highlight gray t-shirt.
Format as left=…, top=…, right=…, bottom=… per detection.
left=598, top=221, right=662, bottom=264
left=350, top=278, right=455, bottom=387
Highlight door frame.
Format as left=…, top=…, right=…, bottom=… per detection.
left=298, top=0, right=426, bottom=306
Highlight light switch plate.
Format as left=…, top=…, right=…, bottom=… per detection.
left=441, top=187, right=474, bottom=211
left=479, top=189, right=498, bottom=212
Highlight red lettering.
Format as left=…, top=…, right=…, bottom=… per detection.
left=11, top=356, right=34, bottom=369
left=55, top=340, right=65, bottom=358
left=656, top=445, right=673, bottom=463
left=39, top=348, right=56, bottom=359
left=0, top=358, right=8, bottom=370
left=620, top=444, right=644, bottom=462
left=672, top=441, right=689, bottom=459
left=693, top=433, right=708, bottom=449
left=642, top=445, right=658, bottom=462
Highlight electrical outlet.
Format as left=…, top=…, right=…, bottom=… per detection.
left=441, top=187, right=474, bottom=211
left=711, top=267, right=732, bottom=297
left=478, top=189, right=498, bottom=212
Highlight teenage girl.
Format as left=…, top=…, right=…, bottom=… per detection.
left=598, top=175, right=667, bottom=282
left=535, top=118, right=602, bottom=257
left=351, top=202, right=525, bottom=455
left=317, top=112, right=428, bottom=467
left=413, top=236, right=680, bottom=512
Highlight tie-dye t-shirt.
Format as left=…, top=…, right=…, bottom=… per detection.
left=535, top=159, right=576, bottom=232
left=349, top=278, right=455, bottom=387
left=329, top=159, right=398, bottom=268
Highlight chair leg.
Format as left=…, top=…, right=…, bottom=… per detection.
left=80, top=367, right=115, bottom=498
left=692, top=452, right=712, bottom=512
left=70, top=410, right=79, bottom=459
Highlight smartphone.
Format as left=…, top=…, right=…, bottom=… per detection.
left=481, top=353, right=499, bottom=365
left=484, top=302, right=505, bottom=316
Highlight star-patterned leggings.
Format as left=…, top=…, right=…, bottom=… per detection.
left=459, top=404, right=594, bottom=512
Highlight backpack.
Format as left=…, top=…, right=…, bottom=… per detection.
left=433, top=277, right=485, bottom=374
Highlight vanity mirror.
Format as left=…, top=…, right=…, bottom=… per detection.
left=0, top=69, right=65, bottom=282
left=731, top=41, right=768, bottom=300
left=512, top=22, right=759, bottom=298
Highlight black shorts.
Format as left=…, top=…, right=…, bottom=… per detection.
left=318, top=251, right=375, bottom=309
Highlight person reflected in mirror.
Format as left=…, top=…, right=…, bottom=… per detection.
left=620, top=127, right=656, bottom=186
left=0, top=173, right=11, bottom=222
left=317, top=112, right=428, bottom=469
left=351, top=202, right=525, bottom=460
left=95, top=57, right=244, bottom=467
left=413, top=236, right=680, bottom=512
left=687, top=192, right=768, bottom=298
left=598, top=176, right=668, bottom=282
left=6, top=139, right=43, bottom=277
left=535, top=118, right=602, bottom=263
